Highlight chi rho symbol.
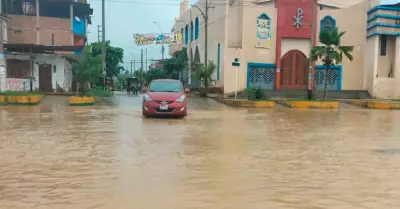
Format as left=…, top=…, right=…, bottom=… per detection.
left=293, top=8, right=304, bottom=28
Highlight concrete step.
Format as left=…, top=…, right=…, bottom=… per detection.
left=229, top=90, right=371, bottom=100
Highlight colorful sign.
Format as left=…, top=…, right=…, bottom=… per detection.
left=256, top=15, right=271, bottom=48
left=174, top=32, right=182, bottom=43
left=133, top=34, right=155, bottom=45
left=6, top=78, right=31, bottom=91
left=0, top=54, right=5, bottom=67
left=134, top=33, right=181, bottom=45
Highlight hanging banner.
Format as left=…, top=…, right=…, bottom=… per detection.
left=133, top=34, right=155, bottom=45
left=134, top=33, right=181, bottom=45
left=256, top=16, right=271, bottom=48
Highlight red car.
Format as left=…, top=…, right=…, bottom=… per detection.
left=142, top=79, right=189, bottom=117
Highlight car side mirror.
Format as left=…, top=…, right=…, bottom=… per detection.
left=184, top=88, right=190, bottom=94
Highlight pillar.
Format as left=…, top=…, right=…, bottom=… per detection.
left=394, top=36, right=400, bottom=98
left=70, top=4, right=74, bottom=45
left=36, top=0, right=40, bottom=44
left=0, top=17, right=6, bottom=91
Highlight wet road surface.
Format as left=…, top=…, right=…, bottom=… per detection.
left=1, top=94, right=400, bottom=208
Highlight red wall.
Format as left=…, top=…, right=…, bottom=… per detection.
left=275, top=0, right=317, bottom=89
left=74, top=36, right=84, bottom=46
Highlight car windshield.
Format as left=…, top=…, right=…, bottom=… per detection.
left=148, top=81, right=182, bottom=92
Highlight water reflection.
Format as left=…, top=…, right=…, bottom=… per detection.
left=0, top=96, right=400, bottom=208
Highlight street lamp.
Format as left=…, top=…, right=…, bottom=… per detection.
left=153, top=21, right=165, bottom=60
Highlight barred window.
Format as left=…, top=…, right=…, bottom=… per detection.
left=321, top=16, right=335, bottom=31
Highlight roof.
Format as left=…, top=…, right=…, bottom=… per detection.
left=318, top=0, right=366, bottom=8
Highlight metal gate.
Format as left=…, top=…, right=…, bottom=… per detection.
left=247, top=64, right=275, bottom=89
left=314, top=66, right=341, bottom=91
left=39, top=64, right=52, bottom=92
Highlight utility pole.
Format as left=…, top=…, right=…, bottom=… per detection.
left=188, top=9, right=192, bottom=85
left=101, top=0, right=106, bottom=90
left=161, top=45, right=165, bottom=60
left=145, top=48, right=147, bottom=71
left=204, top=0, right=208, bottom=71
left=141, top=49, right=144, bottom=86
left=97, top=25, right=102, bottom=42
left=130, top=60, right=133, bottom=75
left=308, top=0, right=316, bottom=100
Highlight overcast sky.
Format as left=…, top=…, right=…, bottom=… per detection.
left=87, top=0, right=399, bottom=71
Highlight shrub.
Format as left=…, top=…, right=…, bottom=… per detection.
left=87, top=87, right=112, bottom=97
left=245, top=87, right=266, bottom=100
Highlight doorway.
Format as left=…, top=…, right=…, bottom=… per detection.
left=280, top=50, right=308, bottom=89
left=39, top=64, right=52, bottom=92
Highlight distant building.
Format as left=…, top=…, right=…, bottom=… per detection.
left=0, top=0, right=93, bottom=92
left=170, top=0, right=400, bottom=99
left=149, top=60, right=165, bottom=70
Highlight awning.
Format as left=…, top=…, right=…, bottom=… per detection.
left=4, top=43, right=83, bottom=54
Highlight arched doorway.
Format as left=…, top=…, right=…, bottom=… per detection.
left=280, top=50, right=308, bottom=89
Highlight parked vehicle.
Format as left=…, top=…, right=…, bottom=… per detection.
left=126, top=77, right=139, bottom=95
left=142, top=79, right=189, bottom=117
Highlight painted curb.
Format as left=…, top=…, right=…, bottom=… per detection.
left=367, top=101, right=400, bottom=109
left=69, top=96, right=95, bottom=106
left=276, top=100, right=339, bottom=109
left=344, top=100, right=400, bottom=109
left=215, top=98, right=275, bottom=108
left=0, top=95, right=41, bottom=105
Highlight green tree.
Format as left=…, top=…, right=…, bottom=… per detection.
left=192, top=61, right=216, bottom=97
left=72, top=46, right=102, bottom=95
left=310, top=27, right=354, bottom=100
left=115, top=70, right=132, bottom=90
left=146, top=68, right=167, bottom=83
left=132, top=69, right=147, bottom=86
left=90, top=41, right=124, bottom=78
left=163, top=48, right=188, bottom=78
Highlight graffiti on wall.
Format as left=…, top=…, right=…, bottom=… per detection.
left=256, top=14, right=271, bottom=49
left=6, top=78, right=31, bottom=91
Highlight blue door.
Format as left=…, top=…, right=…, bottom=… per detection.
left=247, top=64, right=275, bottom=89
left=314, top=66, right=341, bottom=91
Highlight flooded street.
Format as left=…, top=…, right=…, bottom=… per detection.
left=1, top=94, right=400, bottom=209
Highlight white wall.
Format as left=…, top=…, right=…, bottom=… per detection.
left=4, top=54, right=72, bottom=92
left=34, top=55, right=72, bottom=91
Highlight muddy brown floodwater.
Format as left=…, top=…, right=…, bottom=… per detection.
left=1, top=94, right=400, bottom=209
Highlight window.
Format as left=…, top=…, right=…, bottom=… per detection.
left=185, top=25, right=188, bottom=44
left=148, top=81, right=183, bottom=92
left=380, top=35, right=387, bottom=56
left=53, top=65, right=56, bottom=73
left=397, top=12, right=400, bottom=25
left=320, top=16, right=336, bottom=31
left=190, top=21, right=193, bottom=41
left=195, top=17, right=199, bottom=39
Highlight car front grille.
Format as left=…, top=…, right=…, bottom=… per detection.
left=154, top=108, right=175, bottom=113
left=154, top=100, right=174, bottom=104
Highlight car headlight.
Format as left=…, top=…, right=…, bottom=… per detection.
left=176, top=95, right=185, bottom=103
left=143, top=94, right=152, bottom=102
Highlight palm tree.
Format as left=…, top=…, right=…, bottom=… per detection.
left=310, top=27, right=354, bottom=100
left=192, top=61, right=216, bottom=97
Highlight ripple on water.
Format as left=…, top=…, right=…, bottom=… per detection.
left=0, top=96, right=400, bottom=208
